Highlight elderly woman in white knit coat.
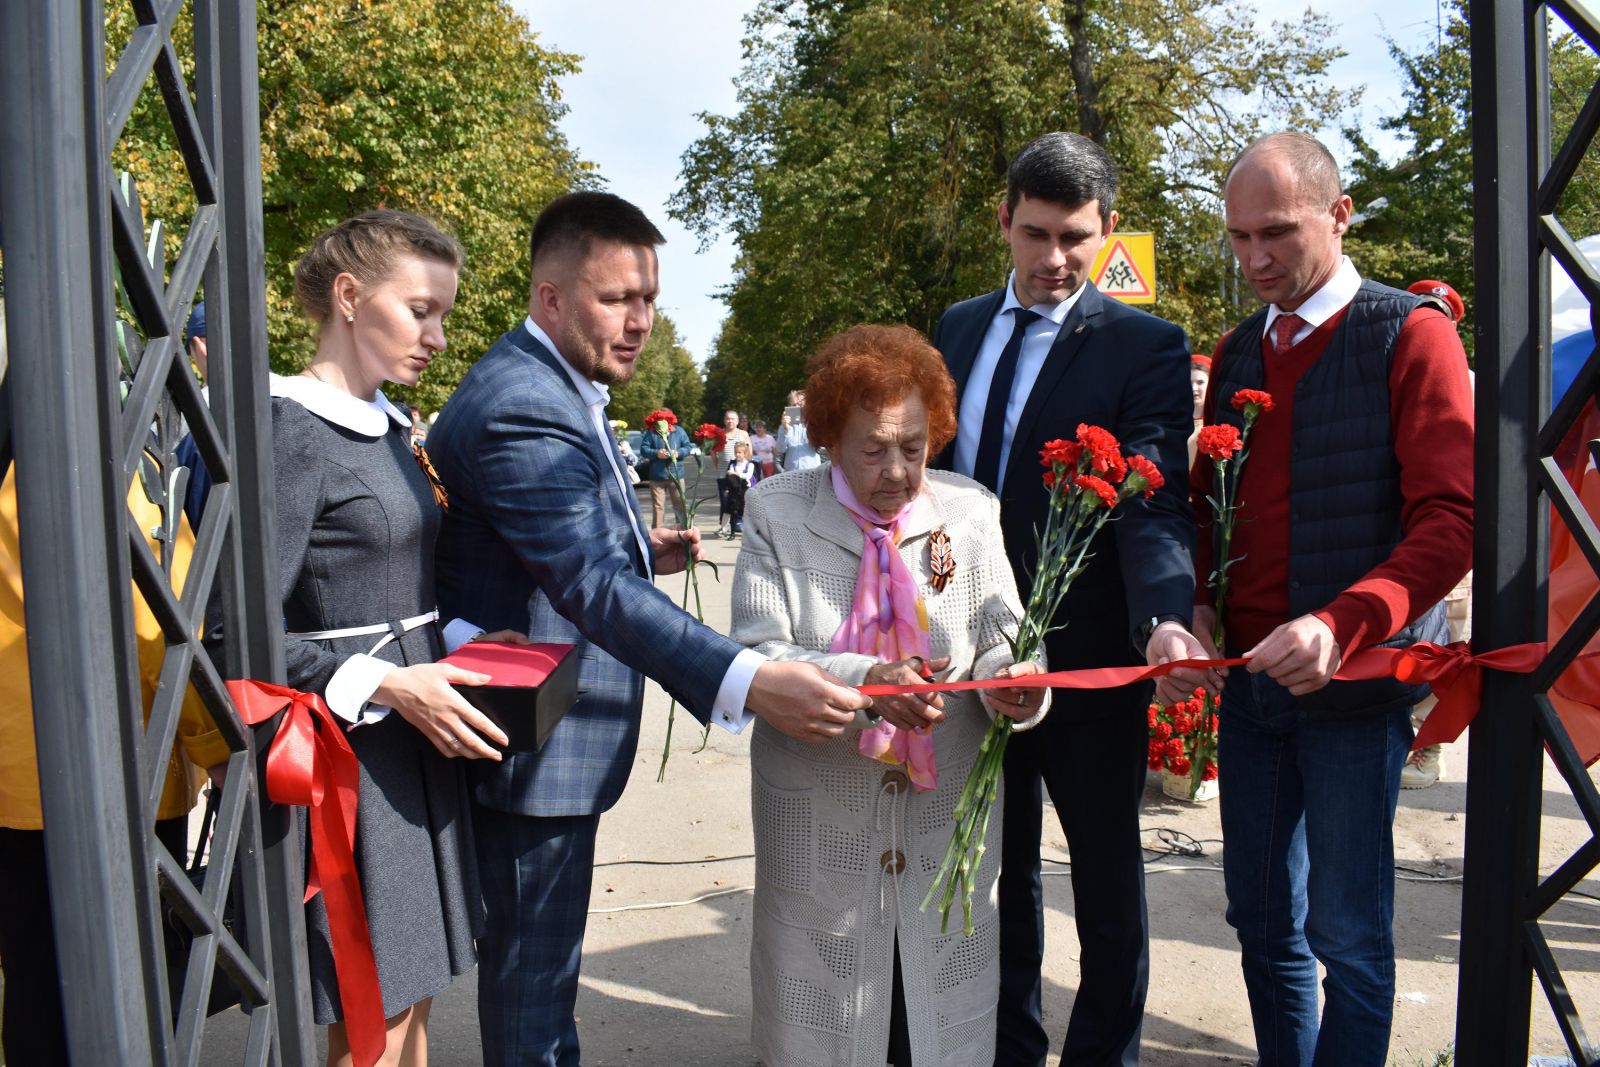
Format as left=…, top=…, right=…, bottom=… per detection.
left=730, top=324, right=1048, bottom=1067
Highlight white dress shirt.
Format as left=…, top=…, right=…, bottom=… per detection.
left=953, top=272, right=1088, bottom=494
left=1263, top=256, right=1362, bottom=349
left=521, top=317, right=765, bottom=734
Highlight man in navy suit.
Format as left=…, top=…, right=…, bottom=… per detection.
left=427, top=192, right=871, bottom=1067
left=933, top=133, right=1202, bottom=1065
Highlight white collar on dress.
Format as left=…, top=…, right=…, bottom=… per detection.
left=1264, top=256, right=1362, bottom=334
left=269, top=373, right=410, bottom=438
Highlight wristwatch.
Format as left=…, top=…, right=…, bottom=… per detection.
left=1137, top=613, right=1188, bottom=649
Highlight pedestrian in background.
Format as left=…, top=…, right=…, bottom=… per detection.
left=749, top=418, right=778, bottom=479
left=779, top=390, right=822, bottom=471
left=639, top=416, right=693, bottom=527
left=716, top=409, right=751, bottom=536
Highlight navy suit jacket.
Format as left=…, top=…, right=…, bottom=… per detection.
left=934, top=281, right=1195, bottom=718
left=428, top=323, right=743, bottom=816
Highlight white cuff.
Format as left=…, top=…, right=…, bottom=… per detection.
left=710, top=648, right=766, bottom=734
left=442, top=617, right=483, bottom=653
left=323, top=653, right=397, bottom=724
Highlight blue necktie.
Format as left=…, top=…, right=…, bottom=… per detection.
left=973, top=307, right=1040, bottom=492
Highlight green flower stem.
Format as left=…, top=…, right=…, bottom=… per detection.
left=657, top=462, right=713, bottom=780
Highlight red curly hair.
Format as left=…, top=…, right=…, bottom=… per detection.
left=803, top=324, right=959, bottom=453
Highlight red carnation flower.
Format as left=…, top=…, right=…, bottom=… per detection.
left=1076, top=423, right=1127, bottom=482
left=1149, top=754, right=1165, bottom=771
left=645, top=408, right=679, bottom=429
left=1164, top=737, right=1186, bottom=761
left=1201, top=761, right=1219, bottom=782
left=1231, top=388, right=1275, bottom=414
left=1039, top=439, right=1082, bottom=468
left=1074, top=474, right=1119, bottom=509
left=1147, top=704, right=1159, bottom=728
left=694, top=421, right=724, bottom=441
left=1153, top=721, right=1173, bottom=741
left=1191, top=688, right=1207, bottom=701
left=1171, top=756, right=1192, bottom=777
left=1042, top=469, right=1057, bottom=490
left=1196, top=423, right=1243, bottom=461
left=1125, top=454, right=1164, bottom=498
left=1172, top=713, right=1193, bottom=736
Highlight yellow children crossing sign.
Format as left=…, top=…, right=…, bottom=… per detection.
left=1090, top=232, right=1156, bottom=304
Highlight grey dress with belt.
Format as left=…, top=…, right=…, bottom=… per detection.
left=268, top=377, right=480, bottom=1023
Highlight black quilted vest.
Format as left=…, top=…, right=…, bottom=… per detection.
left=1212, top=279, right=1448, bottom=715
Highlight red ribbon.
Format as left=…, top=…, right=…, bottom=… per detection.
left=857, top=641, right=1564, bottom=752
left=227, top=680, right=386, bottom=1067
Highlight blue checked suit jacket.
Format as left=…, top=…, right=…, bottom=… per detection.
left=428, top=322, right=743, bottom=816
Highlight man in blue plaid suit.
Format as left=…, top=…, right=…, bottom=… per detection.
left=428, top=192, right=872, bottom=1066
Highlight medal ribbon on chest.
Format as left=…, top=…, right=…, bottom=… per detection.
left=412, top=441, right=449, bottom=510
left=928, top=528, right=955, bottom=592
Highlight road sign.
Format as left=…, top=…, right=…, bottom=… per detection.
left=1091, top=232, right=1156, bottom=304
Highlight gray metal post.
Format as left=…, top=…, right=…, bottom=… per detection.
left=0, top=1, right=154, bottom=1062
left=198, top=1, right=316, bottom=1061
left=1455, top=0, right=1545, bottom=1059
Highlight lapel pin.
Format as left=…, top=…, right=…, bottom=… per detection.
left=1074, top=323, right=1086, bottom=334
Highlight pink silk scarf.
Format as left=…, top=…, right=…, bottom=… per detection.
left=827, top=466, right=937, bottom=791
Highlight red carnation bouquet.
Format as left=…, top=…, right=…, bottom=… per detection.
left=1147, top=688, right=1219, bottom=785
left=1167, top=386, right=1274, bottom=800
left=925, top=422, right=1163, bottom=934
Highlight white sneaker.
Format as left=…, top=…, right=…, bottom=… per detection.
left=1401, top=745, right=1444, bottom=789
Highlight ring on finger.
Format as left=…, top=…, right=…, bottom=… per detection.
left=445, top=733, right=462, bottom=748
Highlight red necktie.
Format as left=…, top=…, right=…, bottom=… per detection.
left=1271, top=313, right=1305, bottom=355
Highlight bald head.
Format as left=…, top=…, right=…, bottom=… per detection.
left=1223, top=132, right=1353, bottom=311
left=1225, top=132, right=1342, bottom=209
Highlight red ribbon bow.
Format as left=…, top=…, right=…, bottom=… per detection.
left=1334, top=641, right=1549, bottom=749
left=227, top=680, right=386, bottom=1067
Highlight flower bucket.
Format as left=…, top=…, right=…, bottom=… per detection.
left=1161, top=768, right=1218, bottom=803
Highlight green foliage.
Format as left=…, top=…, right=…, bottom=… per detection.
left=107, top=0, right=593, bottom=411
left=606, top=313, right=707, bottom=427
left=676, top=0, right=1351, bottom=415
left=1344, top=0, right=1600, bottom=358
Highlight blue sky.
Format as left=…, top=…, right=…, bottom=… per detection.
left=510, top=0, right=1450, bottom=363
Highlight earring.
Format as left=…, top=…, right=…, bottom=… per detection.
left=345, top=313, right=354, bottom=323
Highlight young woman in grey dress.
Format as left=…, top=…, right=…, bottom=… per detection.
left=275, top=211, right=522, bottom=1065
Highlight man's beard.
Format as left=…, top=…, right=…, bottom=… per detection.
left=560, top=329, right=636, bottom=386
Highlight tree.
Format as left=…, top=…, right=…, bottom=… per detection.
left=1344, top=0, right=1600, bottom=355
left=107, top=0, right=592, bottom=411
left=675, top=0, right=1350, bottom=416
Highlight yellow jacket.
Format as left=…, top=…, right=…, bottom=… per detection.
left=0, top=467, right=229, bottom=829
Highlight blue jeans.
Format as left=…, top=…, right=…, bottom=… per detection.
left=1217, top=669, right=1412, bottom=1066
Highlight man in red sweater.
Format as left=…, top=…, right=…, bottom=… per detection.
left=1156, top=132, right=1473, bottom=1064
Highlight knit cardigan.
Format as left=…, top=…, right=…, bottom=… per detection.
left=731, top=465, right=1046, bottom=1067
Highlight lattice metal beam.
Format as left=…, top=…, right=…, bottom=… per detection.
left=0, top=1, right=159, bottom=1060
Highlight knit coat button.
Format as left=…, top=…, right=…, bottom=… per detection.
left=881, top=768, right=910, bottom=789
left=881, top=850, right=906, bottom=874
